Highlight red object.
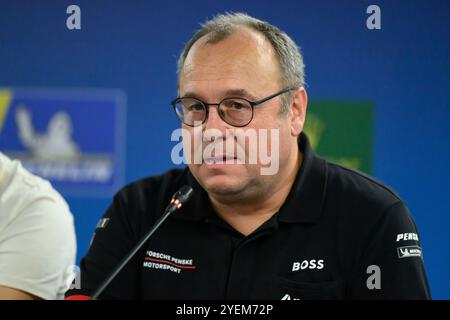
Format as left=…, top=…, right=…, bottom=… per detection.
left=65, top=295, right=91, bottom=300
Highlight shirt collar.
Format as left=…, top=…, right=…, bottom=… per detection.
left=173, top=132, right=328, bottom=225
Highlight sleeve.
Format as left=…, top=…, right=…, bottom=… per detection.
left=65, top=192, right=142, bottom=300
left=0, top=197, right=77, bottom=300
left=347, top=201, right=431, bottom=299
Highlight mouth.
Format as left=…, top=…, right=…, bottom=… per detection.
left=204, top=155, right=238, bottom=165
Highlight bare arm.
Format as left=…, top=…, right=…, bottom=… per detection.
left=0, top=285, right=40, bottom=300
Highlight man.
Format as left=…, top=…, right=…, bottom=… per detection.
left=66, top=13, right=430, bottom=299
left=0, top=152, right=76, bottom=299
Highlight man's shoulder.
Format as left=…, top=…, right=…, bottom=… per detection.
left=323, top=161, right=416, bottom=252
left=0, top=154, right=71, bottom=223
left=113, top=167, right=191, bottom=213
left=120, top=167, right=190, bottom=197
left=325, top=160, right=403, bottom=214
left=101, top=167, right=193, bottom=238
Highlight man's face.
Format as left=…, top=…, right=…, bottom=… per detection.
left=179, top=28, right=297, bottom=199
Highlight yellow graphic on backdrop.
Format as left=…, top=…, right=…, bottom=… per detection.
left=0, top=90, right=12, bottom=134
left=304, top=112, right=363, bottom=171
left=304, top=113, right=325, bottom=150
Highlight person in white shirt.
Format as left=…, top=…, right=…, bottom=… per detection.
left=0, top=152, right=76, bottom=300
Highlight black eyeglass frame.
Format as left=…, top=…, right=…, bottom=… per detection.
left=171, top=86, right=297, bottom=127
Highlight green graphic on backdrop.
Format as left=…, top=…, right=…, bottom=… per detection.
left=303, top=101, right=373, bottom=174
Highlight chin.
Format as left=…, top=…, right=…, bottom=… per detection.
left=202, top=176, right=243, bottom=195
left=194, top=170, right=244, bottom=196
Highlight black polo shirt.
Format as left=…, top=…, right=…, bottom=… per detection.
left=66, top=133, right=430, bottom=300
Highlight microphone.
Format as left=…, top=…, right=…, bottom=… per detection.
left=164, top=185, right=194, bottom=213
left=90, top=185, right=194, bottom=300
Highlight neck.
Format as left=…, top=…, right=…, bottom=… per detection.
left=208, top=147, right=303, bottom=236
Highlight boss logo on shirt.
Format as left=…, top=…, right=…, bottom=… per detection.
left=292, top=259, right=324, bottom=271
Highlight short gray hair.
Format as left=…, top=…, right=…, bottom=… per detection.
left=176, top=12, right=305, bottom=114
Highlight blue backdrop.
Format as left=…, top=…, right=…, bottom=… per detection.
left=0, top=0, right=448, bottom=299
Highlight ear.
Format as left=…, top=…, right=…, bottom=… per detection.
left=290, top=87, right=308, bottom=136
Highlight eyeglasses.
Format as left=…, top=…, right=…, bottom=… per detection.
left=171, top=87, right=296, bottom=127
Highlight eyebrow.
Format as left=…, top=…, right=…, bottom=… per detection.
left=181, top=89, right=258, bottom=102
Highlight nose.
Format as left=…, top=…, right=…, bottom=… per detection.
left=203, top=105, right=229, bottom=133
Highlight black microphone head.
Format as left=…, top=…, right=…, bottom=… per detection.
left=172, top=185, right=194, bottom=205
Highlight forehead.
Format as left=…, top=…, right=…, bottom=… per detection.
left=179, top=27, right=281, bottom=97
